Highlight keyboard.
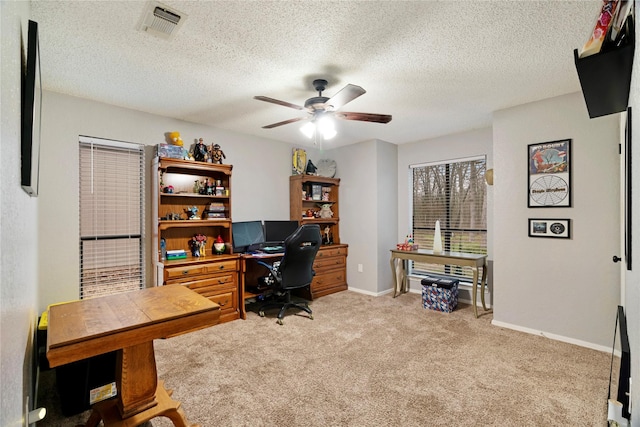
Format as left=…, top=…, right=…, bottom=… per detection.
left=247, top=242, right=284, bottom=254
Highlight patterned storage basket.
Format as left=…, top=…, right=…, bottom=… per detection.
left=421, top=276, right=459, bottom=313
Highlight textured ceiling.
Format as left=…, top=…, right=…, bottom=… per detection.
left=31, top=0, right=600, bottom=149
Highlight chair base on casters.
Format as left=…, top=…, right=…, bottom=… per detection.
left=258, top=292, right=313, bottom=325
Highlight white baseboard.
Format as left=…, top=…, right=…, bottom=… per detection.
left=491, top=319, right=613, bottom=354
left=347, top=287, right=393, bottom=297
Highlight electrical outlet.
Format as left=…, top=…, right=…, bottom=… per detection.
left=357, top=264, right=363, bottom=273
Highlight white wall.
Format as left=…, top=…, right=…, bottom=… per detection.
left=1, top=3, right=39, bottom=426
left=327, top=139, right=398, bottom=294
left=493, top=92, right=620, bottom=350
left=37, top=91, right=302, bottom=312
left=329, top=140, right=378, bottom=293
left=376, top=140, right=399, bottom=293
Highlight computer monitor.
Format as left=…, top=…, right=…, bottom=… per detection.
left=263, top=220, right=299, bottom=243
left=232, top=221, right=265, bottom=253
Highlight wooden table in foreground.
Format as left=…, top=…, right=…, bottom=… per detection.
left=390, top=249, right=489, bottom=318
left=46, top=285, right=220, bottom=427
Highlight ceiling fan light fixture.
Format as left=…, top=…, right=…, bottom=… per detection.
left=300, top=122, right=315, bottom=139
left=317, top=116, right=336, bottom=140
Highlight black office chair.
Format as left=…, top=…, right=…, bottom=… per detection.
left=256, top=224, right=321, bottom=325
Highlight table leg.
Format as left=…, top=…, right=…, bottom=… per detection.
left=117, top=342, right=158, bottom=418
left=390, top=257, right=408, bottom=297
left=81, top=341, right=197, bottom=427
left=390, top=256, right=399, bottom=297
left=480, top=260, right=488, bottom=311
left=471, top=266, right=479, bottom=318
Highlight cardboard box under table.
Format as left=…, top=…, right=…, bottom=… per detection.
left=421, top=276, right=459, bottom=313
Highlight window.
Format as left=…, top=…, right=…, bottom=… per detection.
left=79, top=136, right=145, bottom=298
left=411, top=156, right=487, bottom=281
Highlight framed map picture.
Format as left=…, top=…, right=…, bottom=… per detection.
left=528, top=139, right=571, bottom=207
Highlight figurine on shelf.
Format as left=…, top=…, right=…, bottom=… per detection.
left=190, top=234, right=207, bottom=257
left=213, top=235, right=225, bottom=254
left=323, top=226, right=333, bottom=245
left=186, top=206, right=199, bottom=220
left=209, top=143, right=226, bottom=164
left=168, top=131, right=184, bottom=147
left=306, top=159, right=317, bottom=175
left=322, top=187, right=331, bottom=201
left=317, top=203, right=333, bottom=218
left=193, top=138, right=208, bottom=162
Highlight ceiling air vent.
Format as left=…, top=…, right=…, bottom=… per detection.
left=137, top=1, right=187, bottom=40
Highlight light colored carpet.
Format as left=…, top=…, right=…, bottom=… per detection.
left=38, top=290, right=612, bottom=426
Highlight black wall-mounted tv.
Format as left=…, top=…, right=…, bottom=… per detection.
left=21, top=20, right=42, bottom=197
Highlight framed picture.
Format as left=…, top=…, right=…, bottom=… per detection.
left=311, top=184, right=322, bottom=201
left=528, top=139, right=571, bottom=207
left=292, top=148, right=306, bottom=175
left=528, top=218, right=571, bottom=239
left=21, top=20, right=42, bottom=197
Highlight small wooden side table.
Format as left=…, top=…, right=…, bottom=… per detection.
left=46, top=285, right=220, bottom=427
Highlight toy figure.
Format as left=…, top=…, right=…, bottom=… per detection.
left=214, top=235, right=225, bottom=254
left=323, top=226, right=333, bottom=245
left=190, top=234, right=207, bottom=257
left=306, top=159, right=317, bottom=175
left=209, top=143, right=226, bottom=164
left=168, top=131, right=184, bottom=147
left=193, top=138, right=208, bottom=162
left=186, top=206, right=199, bottom=220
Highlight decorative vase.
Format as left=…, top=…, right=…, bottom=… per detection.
left=433, top=220, right=443, bottom=254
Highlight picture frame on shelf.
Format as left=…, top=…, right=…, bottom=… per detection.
left=528, top=139, right=571, bottom=208
left=528, top=218, right=571, bottom=239
left=311, top=184, right=322, bottom=201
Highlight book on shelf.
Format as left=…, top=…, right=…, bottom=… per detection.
left=579, top=0, right=619, bottom=58
left=166, top=249, right=186, bottom=255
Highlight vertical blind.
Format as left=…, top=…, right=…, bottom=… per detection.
left=411, top=156, right=487, bottom=281
left=79, top=136, right=145, bottom=299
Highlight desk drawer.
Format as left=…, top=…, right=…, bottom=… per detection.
left=180, top=273, right=236, bottom=289
left=312, top=269, right=346, bottom=292
left=314, top=255, right=345, bottom=271
left=165, top=260, right=238, bottom=280
left=315, top=246, right=348, bottom=259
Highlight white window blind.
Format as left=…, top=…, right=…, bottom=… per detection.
left=79, top=136, right=145, bottom=299
left=411, top=156, right=487, bottom=281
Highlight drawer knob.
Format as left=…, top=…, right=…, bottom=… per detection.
left=218, top=265, right=225, bottom=270
left=182, top=270, right=189, bottom=275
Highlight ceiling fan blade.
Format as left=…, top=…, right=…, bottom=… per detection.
left=326, top=84, right=366, bottom=110
left=262, top=116, right=307, bottom=129
left=254, top=96, right=304, bottom=111
left=336, top=112, right=392, bottom=124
